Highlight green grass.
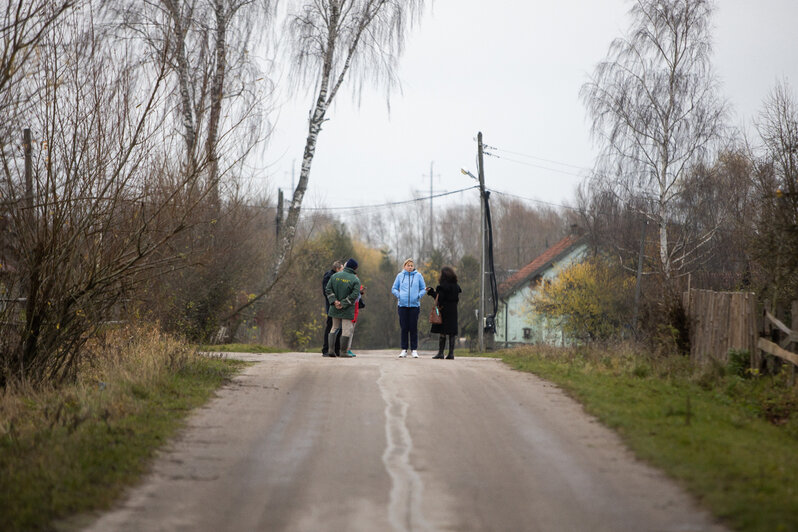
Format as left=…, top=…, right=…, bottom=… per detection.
left=199, top=343, right=288, bottom=353
left=496, top=346, right=798, bottom=532
left=0, top=356, right=245, bottom=532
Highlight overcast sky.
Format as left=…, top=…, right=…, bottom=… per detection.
left=256, top=0, right=798, bottom=215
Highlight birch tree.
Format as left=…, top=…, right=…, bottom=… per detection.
left=108, top=0, right=277, bottom=340
left=113, top=0, right=274, bottom=202
left=272, top=0, right=423, bottom=283
left=581, top=0, right=726, bottom=281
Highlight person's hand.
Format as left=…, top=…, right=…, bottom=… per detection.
left=334, top=300, right=343, bottom=309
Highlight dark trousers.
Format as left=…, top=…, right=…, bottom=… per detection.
left=323, top=314, right=341, bottom=355
left=397, top=306, right=420, bottom=350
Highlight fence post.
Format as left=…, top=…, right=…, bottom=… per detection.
left=759, top=299, right=772, bottom=370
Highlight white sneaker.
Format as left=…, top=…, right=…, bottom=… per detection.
left=411, top=350, right=419, bottom=358
left=398, top=350, right=407, bottom=358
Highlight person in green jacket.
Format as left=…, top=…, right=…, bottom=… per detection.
left=325, top=258, right=362, bottom=358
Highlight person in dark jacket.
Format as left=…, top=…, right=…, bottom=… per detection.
left=426, top=266, right=461, bottom=359
left=321, top=260, right=343, bottom=357
left=325, top=258, right=362, bottom=358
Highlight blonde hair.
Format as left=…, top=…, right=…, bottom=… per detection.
left=403, top=258, right=415, bottom=269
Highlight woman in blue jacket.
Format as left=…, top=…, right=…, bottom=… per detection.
left=391, top=258, right=427, bottom=358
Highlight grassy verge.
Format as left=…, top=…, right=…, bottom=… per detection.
left=0, top=327, right=246, bottom=532
left=495, top=345, right=797, bottom=532
left=200, top=343, right=288, bottom=354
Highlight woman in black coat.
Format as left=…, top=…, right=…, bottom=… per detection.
left=426, top=266, right=462, bottom=359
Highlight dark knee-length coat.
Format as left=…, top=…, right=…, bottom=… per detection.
left=427, top=280, right=461, bottom=335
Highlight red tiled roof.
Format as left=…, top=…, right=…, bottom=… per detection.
left=498, top=234, right=585, bottom=297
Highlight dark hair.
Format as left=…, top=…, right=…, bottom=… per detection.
left=440, top=266, right=457, bottom=284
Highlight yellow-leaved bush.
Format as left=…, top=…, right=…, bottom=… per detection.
left=530, top=258, right=635, bottom=342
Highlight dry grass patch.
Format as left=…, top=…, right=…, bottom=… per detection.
left=0, top=324, right=244, bottom=532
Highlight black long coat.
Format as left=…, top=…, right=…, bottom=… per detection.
left=427, top=281, right=461, bottom=335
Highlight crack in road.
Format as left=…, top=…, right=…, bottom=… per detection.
left=378, top=365, right=432, bottom=532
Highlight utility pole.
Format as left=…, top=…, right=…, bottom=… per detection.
left=477, top=132, right=486, bottom=353
left=429, top=161, right=434, bottom=253
left=424, top=161, right=440, bottom=257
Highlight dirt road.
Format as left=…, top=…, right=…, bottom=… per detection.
left=83, top=351, right=727, bottom=532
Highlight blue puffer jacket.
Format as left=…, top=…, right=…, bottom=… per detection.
left=391, top=270, right=426, bottom=308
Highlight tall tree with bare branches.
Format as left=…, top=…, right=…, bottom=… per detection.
left=271, top=0, right=423, bottom=284
left=0, top=3, right=214, bottom=385
left=0, top=1, right=75, bottom=134
left=751, top=81, right=798, bottom=305
left=112, top=0, right=275, bottom=202
left=581, top=0, right=726, bottom=281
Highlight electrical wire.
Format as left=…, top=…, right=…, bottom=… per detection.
left=485, top=153, right=587, bottom=178
left=487, top=187, right=582, bottom=212
left=491, top=147, right=592, bottom=171
left=299, top=185, right=479, bottom=213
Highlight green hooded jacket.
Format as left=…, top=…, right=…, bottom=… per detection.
left=325, top=267, right=361, bottom=320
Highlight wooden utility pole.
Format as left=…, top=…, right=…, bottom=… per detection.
left=477, top=132, right=486, bottom=353
left=429, top=161, right=434, bottom=253
left=423, top=161, right=440, bottom=258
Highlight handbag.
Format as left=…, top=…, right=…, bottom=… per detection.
left=429, top=294, right=442, bottom=325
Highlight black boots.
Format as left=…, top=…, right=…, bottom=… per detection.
left=327, top=331, right=339, bottom=357
left=433, top=335, right=446, bottom=359
left=445, top=334, right=456, bottom=359
left=434, top=335, right=456, bottom=359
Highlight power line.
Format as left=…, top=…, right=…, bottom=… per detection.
left=300, top=186, right=479, bottom=213
left=487, top=187, right=582, bottom=212
left=491, top=147, right=592, bottom=171
left=484, top=153, right=587, bottom=178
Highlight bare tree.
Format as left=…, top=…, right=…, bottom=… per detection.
left=272, top=0, right=423, bottom=284
left=750, top=81, right=798, bottom=304
left=104, top=0, right=278, bottom=341
left=0, top=4, right=214, bottom=386
left=581, top=0, right=726, bottom=281
left=491, top=197, right=566, bottom=277
left=0, top=0, right=75, bottom=121
left=111, top=0, right=275, bottom=203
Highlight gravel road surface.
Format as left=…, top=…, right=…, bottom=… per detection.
left=83, top=350, right=727, bottom=532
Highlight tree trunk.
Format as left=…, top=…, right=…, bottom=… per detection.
left=163, top=0, right=198, bottom=171
left=206, top=0, right=227, bottom=211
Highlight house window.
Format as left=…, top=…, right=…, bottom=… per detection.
left=523, top=328, right=532, bottom=340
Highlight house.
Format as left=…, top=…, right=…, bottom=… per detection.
left=495, top=233, right=588, bottom=347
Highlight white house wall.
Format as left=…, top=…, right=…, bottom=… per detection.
left=495, top=243, right=588, bottom=346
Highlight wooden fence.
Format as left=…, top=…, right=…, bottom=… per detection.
left=683, top=289, right=756, bottom=364
left=758, top=300, right=798, bottom=372
left=685, top=290, right=798, bottom=376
